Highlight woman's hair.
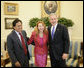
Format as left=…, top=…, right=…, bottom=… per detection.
left=34, top=21, right=48, bottom=37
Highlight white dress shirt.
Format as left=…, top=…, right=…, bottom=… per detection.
left=14, top=30, right=22, bottom=42
left=51, top=23, right=58, bottom=35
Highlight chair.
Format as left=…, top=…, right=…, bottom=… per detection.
left=80, top=42, right=83, bottom=67
left=66, top=41, right=81, bottom=67
left=1, top=50, right=11, bottom=67
left=1, top=41, right=11, bottom=67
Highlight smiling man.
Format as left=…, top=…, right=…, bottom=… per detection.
left=7, top=18, right=30, bottom=67
left=48, top=13, right=70, bottom=67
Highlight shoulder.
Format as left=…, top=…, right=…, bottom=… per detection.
left=58, top=23, right=67, bottom=29
left=22, top=30, right=26, bottom=33
left=22, top=30, right=27, bottom=36
left=32, top=31, right=36, bottom=36
left=48, top=26, right=51, bottom=30
left=7, top=30, right=14, bottom=39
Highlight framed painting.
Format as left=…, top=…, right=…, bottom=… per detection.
left=4, top=2, right=18, bottom=15
left=5, top=18, right=17, bottom=29
left=41, top=1, right=60, bottom=18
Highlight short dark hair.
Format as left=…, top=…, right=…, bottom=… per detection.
left=12, top=18, right=22, bottom=27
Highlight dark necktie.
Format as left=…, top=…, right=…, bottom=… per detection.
left=19, top=33, right=27, bottom=55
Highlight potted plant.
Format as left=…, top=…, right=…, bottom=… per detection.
left=29, top=17, right=51, bottom=28
left=58, top=17, right=74, bottom=27
left=29, top=18, right=40, bottom=28
left=29, top=17, right=74, bottom=28
left=41, top=17, right=51, bottom=27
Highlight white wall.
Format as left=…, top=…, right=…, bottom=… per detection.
left=1, top=1, right=83, bottom=50
left=60, top=1, right=83, bottom=42
left=1, top=1, right=41, bottom=50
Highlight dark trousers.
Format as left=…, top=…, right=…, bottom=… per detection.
left=12, top=56, right=29, bottom=67
left=49, top=51, right=67, bottom=67
left=12, top=62, right=29, bottom=67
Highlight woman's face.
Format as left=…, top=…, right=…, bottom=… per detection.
left=38, top=23, right=44, bottom=33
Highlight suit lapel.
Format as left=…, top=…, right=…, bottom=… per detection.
left=51, top=24, right=59, bottom=40
left=22, top=31, right=27, bottom=43
left=21, top=31, right=27, bottom=48
left=13, top=30, right=23, bottom=48
left=49, top=26, right=52, bottom=39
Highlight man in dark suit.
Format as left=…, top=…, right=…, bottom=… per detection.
left=48, top=13, right=70, bottom=67
left=7, top=18, right=30, bottom=67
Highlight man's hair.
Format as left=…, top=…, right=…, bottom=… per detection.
left=12, top=18, right=22, bottom=27
left=49, top=13, right=58, bottom=19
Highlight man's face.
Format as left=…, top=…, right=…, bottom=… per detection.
left=49, top=15, right=58, bottom=26
left=14, top=22, right=22, bottom=33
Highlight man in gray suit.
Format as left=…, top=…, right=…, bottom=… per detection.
left=7, top=18, right=30, bottom=67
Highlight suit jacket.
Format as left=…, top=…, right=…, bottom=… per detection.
left=48, top=23, right=70, bottom=60
left=28, top=31, right=48, bottom=55
left=7, top=30, right=30, bottom=66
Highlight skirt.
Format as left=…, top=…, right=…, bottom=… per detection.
left=35, top=54, right=47, bottom=67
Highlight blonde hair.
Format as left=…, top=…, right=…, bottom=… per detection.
left=34, top=21, right=48, bottom=37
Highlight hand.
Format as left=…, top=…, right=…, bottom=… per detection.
left=15, top=61, right=21, bottom=67
left=62, top=53, right=68, bottom=60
